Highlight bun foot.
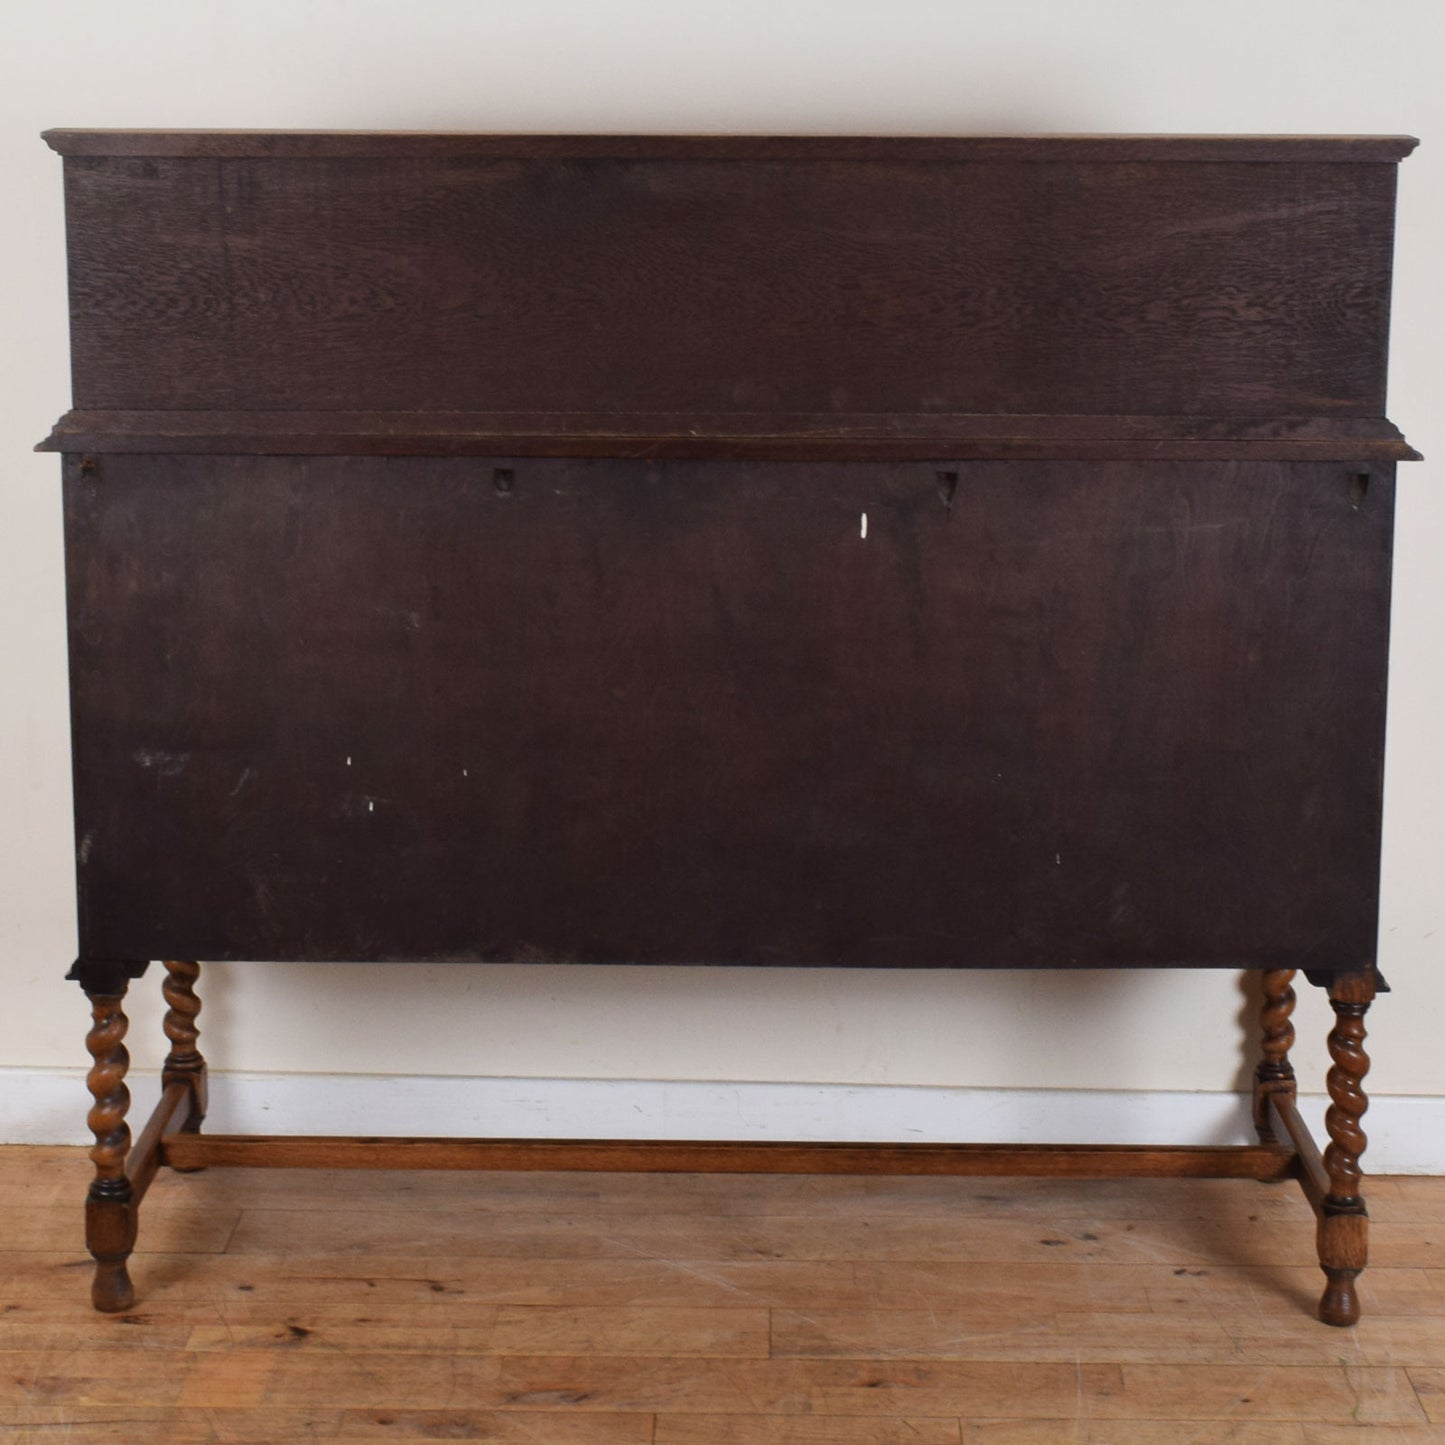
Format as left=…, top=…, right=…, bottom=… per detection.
left=91, top=1259, right=135, bottom=1313
left=1319, top=1268, right=1361, bottom=1327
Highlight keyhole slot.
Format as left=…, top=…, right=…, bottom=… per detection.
left=1348, top=472, right=1370, bottom=510
left=937, top=470, right=959, bottom=508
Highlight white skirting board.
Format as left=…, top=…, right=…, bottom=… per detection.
left=3, top=1069, right=1442, bottom=1173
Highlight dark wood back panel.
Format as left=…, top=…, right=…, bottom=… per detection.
left=49, top=134, right=1415, bottom=976
left=65, top=453, right=1393, bottom=971
left=61, top=148, right=1399, bottom=418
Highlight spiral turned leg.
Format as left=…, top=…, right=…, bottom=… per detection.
left=83, top=983, right=137, bottom=1313
left=1318, top=970, right=1376, bottom=1327
left=1253, top=968, right=1297, bottom=1144
left=162, top=960, right=207, bottom=1165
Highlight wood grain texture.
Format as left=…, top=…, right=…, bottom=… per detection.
left=82, top=991, right=131, bottom=1197
left=1317, top=971, right=1377, bottom=1325
left=37, top=410, right=1421, bottom=460
left=58, top=147, right=1402, bottom=417
left=125, top=1079, right=192, bottom=1202
left=65, top=454, right=1394, bottom=970
left=41, top=130, right=1421, bottom=161
left=1410, top=1369, right=1445, bottom=1425
left=1269, top=1095, right=1331, bottom=1213
left=41, top=133, right=1418, bottom=1340
left=159, top=960, right=207, bottom=1155
left=209, top=1203, right=1441, bottom=1269
left=1254, top=968, right=1299, bottom=1146
left=81, top=983, right=136, bottom=1312
left=657, top=1421, right=965, bottom=1443
left=768, top=1306, right=1445, bottom=1366
left=1323, top=974, right=1376, bottom=1207
left=663, top=1424, right=1431, bottom=1444
left=160, top=960, right=202, bottom=1076
left=156, top=1135, right=1300, bottom=1179
left=14, top=1247, right=1445, bottom=1316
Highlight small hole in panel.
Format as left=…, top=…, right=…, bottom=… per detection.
left=937, top=470, right=959, bottom=508
left=494, top=468, right=515, bottom=495
left=1348, top=472, right=1370, bottom=510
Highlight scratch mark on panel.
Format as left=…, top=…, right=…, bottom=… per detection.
left=133, top=749, right=190, bottom=776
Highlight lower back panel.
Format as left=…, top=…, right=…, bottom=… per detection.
left=63, top=454, right=1392, bottom=970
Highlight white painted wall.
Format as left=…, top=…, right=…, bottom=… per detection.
left=2, top=1, right=1441, bottom=1156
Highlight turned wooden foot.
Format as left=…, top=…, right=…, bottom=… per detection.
left=71, top=960, right=149, bottom=1313
left=1253, top=967, right=1297, bottom=1144
left=162, top=959, right=207, bottom=1168
left=1317, top=970, right=1375, bottom=1327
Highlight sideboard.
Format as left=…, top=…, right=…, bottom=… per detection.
left=38, top=130, right=1418, bottom=1323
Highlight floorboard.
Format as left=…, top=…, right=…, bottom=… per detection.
left=2, top=1145, right=1441, bottom=1442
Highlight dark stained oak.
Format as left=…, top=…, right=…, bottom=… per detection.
left=64, top=453, right=1394, bottom=971
left=38, top=409, right=1421, bottom=461
left=41, top=132, right=1417, bottom=1319
left=56, top=145, right=1403, bottom=418
left=41, top=129, right=1420, bottom=161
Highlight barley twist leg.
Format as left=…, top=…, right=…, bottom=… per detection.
left=162, top=959, right=207, bottom=1159
left=83, top=982, right=136, bottom=1312
left=1318, top=970, right=1375, bottom=1327
left=1253, top=967, right=1297, bottom=1144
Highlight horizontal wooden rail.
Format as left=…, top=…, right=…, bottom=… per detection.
left=159, top=1133, right=1299, bottom=1179
left=39, top=409, right=1420, bottom=462
left=1270, top=1094, right=1331, bottom=1214
left=126, top=1079, right=194, bottom=1202
left=41, top=131, right=1421, bottom=163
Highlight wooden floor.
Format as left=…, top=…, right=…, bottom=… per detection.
left=3, top=1146, right=1444, bottom=1442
